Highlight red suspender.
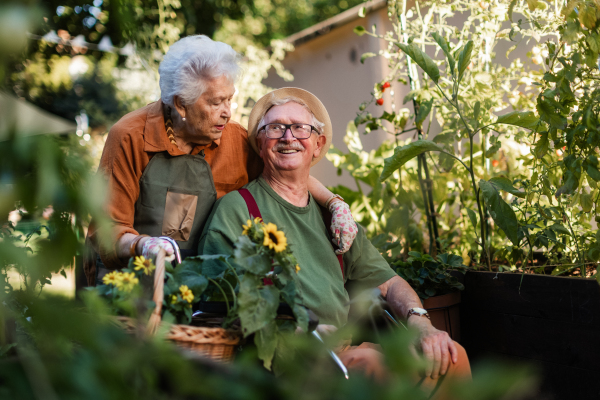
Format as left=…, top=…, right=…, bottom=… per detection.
left=236, top=189, right=345, bottom=282
left=238, top=188, right=262, bottom=220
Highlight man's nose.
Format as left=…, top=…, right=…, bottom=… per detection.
left=280, top=127, right=296, bottom=141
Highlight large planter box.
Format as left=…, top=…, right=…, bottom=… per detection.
left=461, top=271, right=600, bottom=400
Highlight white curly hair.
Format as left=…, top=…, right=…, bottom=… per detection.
left=158, top=35, right=241, bottom=107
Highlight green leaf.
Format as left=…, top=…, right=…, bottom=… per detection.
left=489, top=177, right=526, bottom=198
left=556, top=170, right=579, bottom=196
left=380, top=140, right=445, bottom=181
left=507, top=0, right=517, bottom=21
left=233, top=235, right=272, bottom=275
left=533, top=133, right=549, bottom=159
left=479, top=180, right=519, bottom=245
left=354, top=26, right=366, bottom=36
left=254, top=320, right=278, bottom=370
left=473, top=101, right=481, bottom=121
left=587, top=164, right=600, bottom=181
left=238, top=276, right=279, bottom=336
left=415, top=98, right=434, bottom=127
left=495, top=111, right=539, bottom=130
left=580, top=193, right=594, bottom=212
left=360, top=52, right=376, bottom=64
left=550, top=223, right=570, bottom=235
left=173, top=267, right=209, bottom=296
left=526, top=0, right=539, bottom=11
left=466, top=208, right=478, bottom=231
left=395, top=42, right=440, bottom=83
left=586, top=33, right=600, bottom=53
left=431, top=32, right=455, bottom=76
left=457, top=41, right=474, bottom=83
left=537, top=97, right=567, bottom=130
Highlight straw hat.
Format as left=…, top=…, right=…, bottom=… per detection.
left=247, top=87, right=332, bottom=166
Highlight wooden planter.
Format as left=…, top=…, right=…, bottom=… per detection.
left=460, top=271, right=600, bottom=400
left=423, top=291, right=461, bottom=342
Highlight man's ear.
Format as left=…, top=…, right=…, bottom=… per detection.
left=172, top=95, right=186, bottom=119
left=312, top=134, right=327, bottom=159
left=256, top=134, right=265, bottom=157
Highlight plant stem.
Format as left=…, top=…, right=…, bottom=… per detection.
left=469, top=134, right=490, bottom=270
left=208, top=278, right=230, bottom=313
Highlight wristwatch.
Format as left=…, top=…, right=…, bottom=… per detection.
left=407, top=307, right=430, bottom=319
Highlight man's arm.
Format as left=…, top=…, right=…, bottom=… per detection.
left=378, top=276, right=458, bottom=379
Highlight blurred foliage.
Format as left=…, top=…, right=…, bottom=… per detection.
left=338, top=0, right=600, bottom=280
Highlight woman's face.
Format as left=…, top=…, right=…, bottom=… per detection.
left=184, top=75, right=235, bottom=144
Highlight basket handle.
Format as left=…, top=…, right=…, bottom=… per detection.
left=146, top=248, right=166, bottom=336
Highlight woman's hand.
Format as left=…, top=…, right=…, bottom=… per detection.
left=141, top=237, right=176, bottom=262
left=328, top=199, right=358, bottom=254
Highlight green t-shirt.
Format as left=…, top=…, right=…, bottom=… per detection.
left=198, top=176, right=396, bottom=327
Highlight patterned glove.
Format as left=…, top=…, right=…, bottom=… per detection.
left=328, top=200, right=358, bottom=254
left=142, top=237, right=176, bottom=263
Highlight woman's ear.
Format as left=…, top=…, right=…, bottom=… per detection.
left=172, top=95, right=186, bottom=119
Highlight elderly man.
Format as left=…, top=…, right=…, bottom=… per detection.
left=199, top=88, right=470, bottom=389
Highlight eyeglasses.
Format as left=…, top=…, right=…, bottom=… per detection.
left=258, top=123, right=317, bottom=139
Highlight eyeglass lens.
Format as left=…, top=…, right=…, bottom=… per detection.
left=263, top=123, right=313, bottom=139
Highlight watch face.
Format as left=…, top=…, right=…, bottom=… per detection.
left=413, top=307, right=427, bottom=314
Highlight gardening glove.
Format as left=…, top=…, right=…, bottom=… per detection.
left=328, top=200, right=358, bottom=254
left=142, top=237, right=176, bottom=263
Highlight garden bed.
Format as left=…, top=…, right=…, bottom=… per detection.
left=460, top=271, right=600, bottom=400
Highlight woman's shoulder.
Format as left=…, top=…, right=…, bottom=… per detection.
left=107, top=103, right=156, bottom=141
left=223, top=120, right=249, bottom=139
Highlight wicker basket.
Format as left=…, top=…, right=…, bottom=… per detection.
left=119, top=249, right=241, bottom=363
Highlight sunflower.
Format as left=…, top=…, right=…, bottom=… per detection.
left=133, top=255, right=155, bottom=275
left=262, top=222, right=287, bottom=253
left=102, top=271, right=122, bottom=286
left=117, top=272, right=139, bottom=293
left=179, top=285, right=194, bottom=303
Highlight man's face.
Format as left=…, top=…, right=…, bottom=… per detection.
left=185, top=75, right=235, bottom=144
left=257, top=102, right=326, bottom=173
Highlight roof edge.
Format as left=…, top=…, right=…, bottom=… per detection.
left=286, top=0, right=387, bottom=47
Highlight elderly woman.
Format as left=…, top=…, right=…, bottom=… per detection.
left=84, top=35, right=356, bottom=285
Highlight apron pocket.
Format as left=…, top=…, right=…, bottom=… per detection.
left=162, top=190, right=198, bottom=242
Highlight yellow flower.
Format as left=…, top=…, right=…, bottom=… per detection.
left=295, top=264, right=301, bottom=273
left=242, top=219, right=252, bottom=235
left=171, top=295, right=178, bottom=304
left=102, top=271, right=122, bottom=286
left=242, top=217, right=263, bottom=235
left=117, top=272, right=139, bottom=293
left=262, top=222, right=287, bottom=253
left=133, top=256, right=155, bottom=276
left=179, top=285, right=194, bottom=303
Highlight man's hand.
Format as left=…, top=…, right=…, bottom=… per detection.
left=408, top=315, right=458, bottom=379
left=328, top=200, right=358, bottom=254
